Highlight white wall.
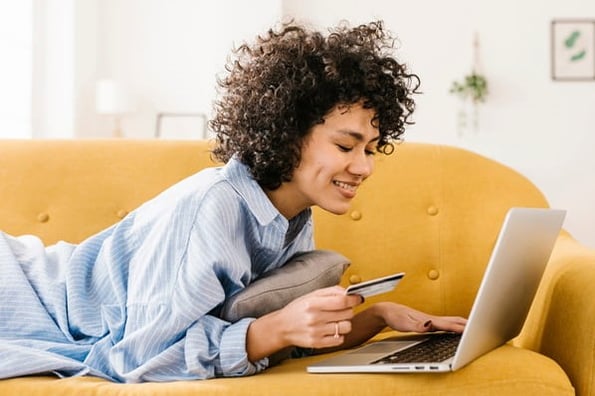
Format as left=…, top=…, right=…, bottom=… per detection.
left=32, top=0, right=76, bottom=138
left=282, top=0, right=595, bottom=249
left=0, top=1, right=33, bottom=138
left=76, top=0, right=282, bottom=139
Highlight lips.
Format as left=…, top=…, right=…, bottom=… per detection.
left=332, top=180, right=359, bottom=198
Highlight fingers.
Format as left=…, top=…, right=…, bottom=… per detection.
left=288, top=318, right=354, bottom=349
left=443, top=317, right=467, bottom=333
left=327, top=319, right=352, bottom=339
left=307, top=319, right=352, bottom=349
left=284, top=288, right=360, bottom=349
left=317, top=285, right=364, bottom=304
left=313, top=285, right=346, bottom=296
left=304, top=286, right=363, bottom=311
left=419, top=316, right=468, bottom=334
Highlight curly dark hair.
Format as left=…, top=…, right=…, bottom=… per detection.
left=210, top=20, right=420, bottom=190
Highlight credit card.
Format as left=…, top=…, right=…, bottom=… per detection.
left=345, top=272, right=405, bottom=298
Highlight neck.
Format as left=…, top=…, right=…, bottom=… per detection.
left=264, top=184, right=308, bottom=220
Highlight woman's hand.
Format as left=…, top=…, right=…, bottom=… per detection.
left=278, top=286, right=363, bottom=348
left=376, top=302, right=467, bottom=334
left=320, top=301, right=467, bottom=353
left=246, top=286, right=362, bottom=361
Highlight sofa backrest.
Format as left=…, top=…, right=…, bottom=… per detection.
left=0, top=139, right=216, bottom=244
left=0, top=139, right=549, bottom=316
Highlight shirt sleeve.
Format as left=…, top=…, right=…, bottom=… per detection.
left=106, top=189, right=269, bottom=383
left=109, top=307, right=267, bottom=382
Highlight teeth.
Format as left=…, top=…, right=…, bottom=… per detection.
left=333, top=180, right=356, bottom=192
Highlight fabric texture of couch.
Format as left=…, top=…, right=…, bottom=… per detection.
left=0, top=139, right=593, bottom=395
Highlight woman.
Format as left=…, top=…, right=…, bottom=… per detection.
left=0, top=20, right=465, bottom=383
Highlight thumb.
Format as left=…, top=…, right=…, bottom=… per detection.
left=315, top=285, right=346, bottom=296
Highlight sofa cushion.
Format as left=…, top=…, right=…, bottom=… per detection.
left=219, top=249, right=350, bottom=323
left=0, top=343, right=574, bottom=395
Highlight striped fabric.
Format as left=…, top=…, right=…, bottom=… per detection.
left=0, top=158, right=314, bottom=383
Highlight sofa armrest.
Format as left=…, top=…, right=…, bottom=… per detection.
left=515, top=234, right=595, bottom=396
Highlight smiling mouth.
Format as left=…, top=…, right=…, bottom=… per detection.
left=333, top=180, right=358, bottom=192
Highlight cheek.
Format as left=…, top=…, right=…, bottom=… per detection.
left=311, top=156, right=339, bottom=181
left=298, top=143, right=344, bottom=184
left=301, top=151, right=333, bottom=176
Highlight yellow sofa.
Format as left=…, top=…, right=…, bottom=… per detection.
left=0, top=139, right=593, bottom=396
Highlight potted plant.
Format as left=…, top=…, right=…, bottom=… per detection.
left=449, top=72, right=488, bottom=104
left=449, top=32, right=489, bottom=135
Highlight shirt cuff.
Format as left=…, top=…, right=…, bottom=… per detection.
left=218, top=318, right=269, bottom=377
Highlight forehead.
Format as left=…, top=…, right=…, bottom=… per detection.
left=321, top=103, right=379, bottom=141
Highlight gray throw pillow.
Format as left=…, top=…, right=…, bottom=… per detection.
left=219, top=249, right=350, bottom=366
left=220, top=249, right=351, bottom=323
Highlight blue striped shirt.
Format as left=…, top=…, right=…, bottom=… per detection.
left=0, top=158, right=314, bottom=383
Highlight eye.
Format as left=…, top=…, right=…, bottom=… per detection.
left=365, top=146, right=378, bottom=156
left=337, top=144, right=352, bottom=152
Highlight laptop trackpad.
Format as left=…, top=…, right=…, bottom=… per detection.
left=324, top=340, right=423, bottom=365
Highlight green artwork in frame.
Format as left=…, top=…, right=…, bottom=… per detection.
left=551, top=19, right=595, bottom=81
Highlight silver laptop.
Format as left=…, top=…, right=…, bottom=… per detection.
left=308, top=207, right=566, bottom=373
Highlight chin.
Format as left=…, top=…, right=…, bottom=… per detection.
left=321, top=204, right=350, bottom=216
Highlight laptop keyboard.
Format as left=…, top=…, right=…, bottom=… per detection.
left=372, top=333, right=461, bottom=364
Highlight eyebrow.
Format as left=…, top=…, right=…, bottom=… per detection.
left=336, top=129, right=380, bottom=144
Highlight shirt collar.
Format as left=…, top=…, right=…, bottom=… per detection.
left=221, top=157, right=282, bottom=226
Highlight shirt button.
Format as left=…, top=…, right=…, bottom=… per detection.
left=350, top=210, right=362, bottom=221
left=116, top=209, right=128, bottom=219
left=427, top=269, right=440, bottom=280
left=349, top=274, right=362, bottom=285
left=37, top=213, right=50, bottom=223
left=427, top=206, right=439, bottom=216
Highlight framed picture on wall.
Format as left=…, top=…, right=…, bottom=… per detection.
left=551, top=19, right=595, bottom=81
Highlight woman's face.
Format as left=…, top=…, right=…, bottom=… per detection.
left=267, top=102, right=380, bottom=219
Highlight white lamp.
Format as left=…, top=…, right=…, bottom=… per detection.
left=95, top=79, right=133, bottom=137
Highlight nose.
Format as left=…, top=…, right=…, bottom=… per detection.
left=348, top=151, right=374, bottom=178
